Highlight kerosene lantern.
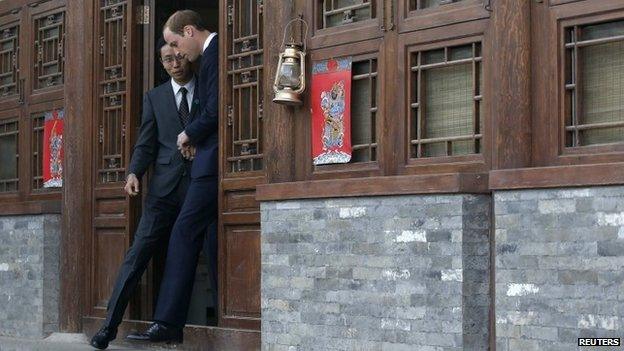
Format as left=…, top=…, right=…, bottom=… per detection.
left=273, top=18, right=308, bottom=106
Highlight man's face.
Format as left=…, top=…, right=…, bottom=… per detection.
left=160, top=44, right=192, bottom=82
left=163, top=26, right=200, bottom=62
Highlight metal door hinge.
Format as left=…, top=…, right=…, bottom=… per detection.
left=258, top=98, right=264, bottom=120
left=227, top=5, right=234, bottom=26
left=381, top=0, right=395, bottom=32
left=18, top=78, right=25, bottom=105
left=226, top=105, right=233, bottom=126
left=98, top=125, right=104, bottom=143
left=136, top=5, right=150, bottom=25
left=485, top=0, right=493, bottom=12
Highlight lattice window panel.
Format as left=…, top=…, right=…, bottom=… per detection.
left=409, top=42, right=483, bottom=158
left=319, top=0, right=375, bottom=29
left=351, top=57, right=378, bottom=162
left=33, top=10, right=66, bottom=90
left=0, top=119, right=19, bottom=192
left=97, top=0, right=127, bottom=183
left=410, top=0, right=466, bottom=10
left=0, top=23, right=19, bottom=98
left=565, top=20, right=624, bottom=147
left=226, top=0, right=264, bottom=173
left=31, top=114, right=45, bottom=189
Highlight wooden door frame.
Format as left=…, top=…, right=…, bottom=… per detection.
left=60, top=0, right=91, bottom=332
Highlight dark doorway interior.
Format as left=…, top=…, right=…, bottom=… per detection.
left=154, top=1, right=218, bottom=85
left=144, top=0, right=219, bottom=327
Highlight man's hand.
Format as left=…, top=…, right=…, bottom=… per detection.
left=181, top=145, right=196, bottom=160
left=124, top=174, right=140, bottom=196
left=177, top=131, right=190, bottom=149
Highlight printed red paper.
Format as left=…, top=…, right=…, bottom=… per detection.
left=43, top=109, right=64, bottom=188
left=311, top=57, right=352, bottom=165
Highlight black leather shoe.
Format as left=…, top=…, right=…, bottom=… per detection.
left=126, top=322, right=183, bottom=343
left=90, top=326, right=117, bottom=350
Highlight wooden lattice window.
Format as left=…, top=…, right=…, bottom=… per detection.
left=32, top=114, right=45, bottom=190
left=0, top=119, right=19, bottom=192
left=226, top=0, right=264, bottom=173
left=351, top=57, right=378, bottom=162
left=97, top=0, right=127, bottom=183
left=0, top=24, right=19, bottom=98
left=409, top=42, right=482, bottom=158
left=410, top=0, right=466, bottom=10
left=33, top=10, right=66, bottom=90
left=319, top=0, right=375, bottom=29
left=565, top=20, right=624, bottom=147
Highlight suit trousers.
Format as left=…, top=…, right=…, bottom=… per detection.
left=103, top=175, right=189, bottom=329
left=153, top=175, right=219, bottom=328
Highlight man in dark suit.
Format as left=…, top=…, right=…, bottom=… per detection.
left=90, top=39, right=199, bottom=350
left=126, top=10, right=220, bottom=344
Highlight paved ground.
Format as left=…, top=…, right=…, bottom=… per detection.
left=0, top=334, right=173, bottom=351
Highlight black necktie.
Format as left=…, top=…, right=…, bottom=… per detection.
left=179, top=87, right=190, bottom=127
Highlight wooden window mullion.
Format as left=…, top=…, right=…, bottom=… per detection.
left=573, top=26, right=581, bottom=146
left=417, top=52, right=424, bottom=158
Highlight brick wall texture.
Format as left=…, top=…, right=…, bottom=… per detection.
left=0, top=214, right=60, bottom=338
left=495, top=187, right=624, bottom=351
left=261, top=195, right=491, bottom=351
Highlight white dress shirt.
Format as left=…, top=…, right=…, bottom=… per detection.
left=203, top=32, right=217, bottom=53
left=171, top=77, right=196, bottom=110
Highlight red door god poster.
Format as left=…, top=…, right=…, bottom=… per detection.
left=43, top=109, right=64, bottom=188
left=311, top=57, right=352, bottom=165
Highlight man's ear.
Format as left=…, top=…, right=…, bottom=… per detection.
left=184, top=25, right=194, bottom=37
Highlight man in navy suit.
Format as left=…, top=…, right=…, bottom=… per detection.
left=127, top=10, right=219, bottom=344
left=90, top=39, right=198, bottom=350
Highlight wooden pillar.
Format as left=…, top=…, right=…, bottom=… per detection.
left=60, top=0, right=91, bottom=332
left=490, top=0, right=532, bottom=169
left=262, top=0, right=299, bottom=183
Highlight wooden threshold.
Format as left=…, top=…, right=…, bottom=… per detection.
left=83, top=317, right=260, bottom=351
left=489, top=162, right=624, bottom=190
left=256, top=173, right=489, bottom=201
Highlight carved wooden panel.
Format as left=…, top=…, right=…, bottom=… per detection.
left=94, top=227, right=128, bottom=314
left=88, top=0, right=139, bottom=320
left=222, top=225, right=261, bottom=319
left=220, top=0, right=265, bottom=331
left=226, top=0, right=264, bottom=174
left=0, top=23, right=19, bottom=99
left=32, top=9, right=66, bottom=91
left=96, top=0, right=128, bottom=183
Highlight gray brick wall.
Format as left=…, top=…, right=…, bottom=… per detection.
left=495, top=187, right=624, bottom=351
left=261, top=195, right=491, bottom=351
left=0, top=215, right=61, bottom=338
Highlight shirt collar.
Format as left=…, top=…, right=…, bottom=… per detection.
left=203, top=32, right=217, bottom=53
left=171, top=76, right=196, bottom=95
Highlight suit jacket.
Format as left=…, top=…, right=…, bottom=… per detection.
left=185, top=34, right=219, bottom=178
left=127, top=80, right=199, bottom=198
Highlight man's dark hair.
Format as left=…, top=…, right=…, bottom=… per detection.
left=156, top=37, right=168, bottom=59
left=164, top=10, right=207, bottom=35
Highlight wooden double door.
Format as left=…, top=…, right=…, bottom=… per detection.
left=84, top=0, right=263, bottom=332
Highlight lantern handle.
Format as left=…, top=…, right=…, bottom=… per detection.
left=281, top=17, right=308, bottom=52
